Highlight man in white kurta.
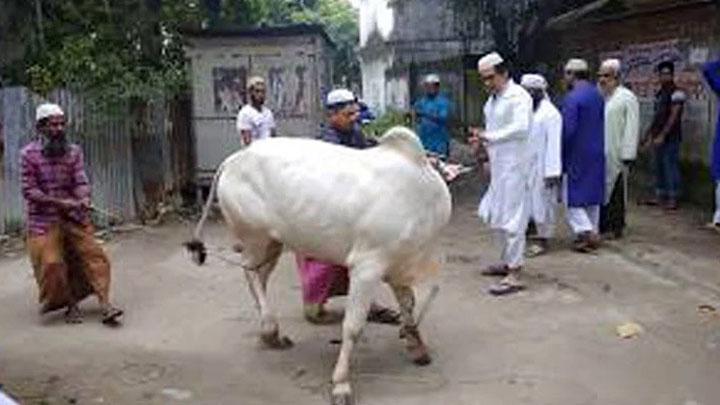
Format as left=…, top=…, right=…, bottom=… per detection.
left=472, top=52, right=533, bottom=296
left=520, top=74, right=562, bottom=257
left=598, top=59, right=640, bottom=239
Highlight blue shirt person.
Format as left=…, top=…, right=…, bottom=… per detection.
left=702, top=58, right=720, bottom=227
left=413, top=74, right=451, bottom=158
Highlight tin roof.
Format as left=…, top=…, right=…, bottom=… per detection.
left=182, top=23, right=335, bottom=48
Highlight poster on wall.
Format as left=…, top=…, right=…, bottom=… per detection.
left=212, top=67, right=247, bottom=114
left=600, top=39, right=706, bottom=100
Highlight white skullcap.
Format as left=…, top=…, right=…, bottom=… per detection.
left=423, top=74, right=441, bottom=84
left=600, top=58, right=622, bottom=73
left=520, top=74, right=548, bottom=90
left=247, top=76, right=265, bottom=90
left=477, top=52, right=504, bottom=71
left=326, top=88, right=356, bottom=108
left=565, top=58, right=589, bottom=72
left=36, top=103, right=64, bottom=122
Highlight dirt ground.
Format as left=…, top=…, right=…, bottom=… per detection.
left=1, top=195, right=720, bottom=405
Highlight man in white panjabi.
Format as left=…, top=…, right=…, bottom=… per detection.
left=236, top=76, right=276, bottom=146
left=470, top=52, right=533, bottom=296
left=520, top=74, right=563, bottom=257
left=598, top=59, right=640, bottom=239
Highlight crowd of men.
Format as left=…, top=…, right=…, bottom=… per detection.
left=17, top=50, right=720, bottom=324
left=416, top=51, right=720, bottom=295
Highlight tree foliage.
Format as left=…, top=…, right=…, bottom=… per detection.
left=0, top=0, right=359, bottom=104
left=450, top=0, right=606, bottom=70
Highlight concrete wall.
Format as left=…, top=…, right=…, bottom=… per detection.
left=186, top=34, right=332, bottom=180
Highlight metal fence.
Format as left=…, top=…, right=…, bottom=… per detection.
left=0, top=87, right=192, bottom=235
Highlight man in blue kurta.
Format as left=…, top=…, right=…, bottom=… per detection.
left=702, top=58, right=720, bottom=231
left=561, top=59, right=606, bottom=253
left=413, top=74, right=451, bottom=158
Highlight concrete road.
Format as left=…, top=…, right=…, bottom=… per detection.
left=1, top=200, right=719, bottom=405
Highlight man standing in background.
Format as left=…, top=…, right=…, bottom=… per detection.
left=236, top=76, right=276, bottom=146
left=413, top=74, right=451, bottom=158
left=598, top=59, right=640, bottom=239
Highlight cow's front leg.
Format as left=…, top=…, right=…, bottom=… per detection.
left=331, top=264, right=382, bottom=405
left=391, top=284, right=431, bottom=366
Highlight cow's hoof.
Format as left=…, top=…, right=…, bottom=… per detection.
left=408, top=343, right=432, bottom=366
left=260, top=331, right=294, bottom=350
left=330, top=383, right=354, bottom=405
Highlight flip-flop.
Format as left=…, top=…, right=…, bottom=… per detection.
left=488, top=282, right=525, bottom=296
left=102, top=307, right=124, bottom=326
left=367, top=307, right=401, bottom=325
left=481, top=265, right=509, bottom=277
left=526, top=244, right=546, bottom=258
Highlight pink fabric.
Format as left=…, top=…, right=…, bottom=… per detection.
left=295, top=254, right=349, bottom=304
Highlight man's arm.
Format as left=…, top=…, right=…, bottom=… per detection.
left=20, top=152, right=54, bottom=205
left=71, top=148, right=91, bottom=206
left=654, top=92, right=685, bottom=144
left=484, top=95, right=532, bottom=144
left=544, top=109, right=563, bottom=179
left=236, top=108, right=253, bottom=145
left=702, top=59, right=720, bottom=96
left=621, top=93, right=641, bottom=162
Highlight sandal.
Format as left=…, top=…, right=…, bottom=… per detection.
left=367, top=306, right=401, bottom=325
left=526, top=244, right=547, bottom=258
left=102, top=307, right=124, bottom=326
left=488, top=281, right=525, bottom=296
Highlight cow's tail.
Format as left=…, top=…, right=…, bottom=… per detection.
left=184, top=162, right=226, bottom=266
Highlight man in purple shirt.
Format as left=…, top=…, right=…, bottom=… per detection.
left=21, top=103, right=123, bottom=325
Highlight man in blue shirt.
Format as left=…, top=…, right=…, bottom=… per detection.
left=413, top=74, right=451, bottom=158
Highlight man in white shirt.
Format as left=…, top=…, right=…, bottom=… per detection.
left=236, top=76, right=276, bottom=146
left=471, top=52, right=533, bottom=296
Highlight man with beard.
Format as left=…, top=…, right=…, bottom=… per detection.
left=20, top=103, right=123, bottom=325
left=520, top=74, right=562, bottom=257
left=597, top=59, right=640, bottom=239
left=236, top=76, right=276, bottom=146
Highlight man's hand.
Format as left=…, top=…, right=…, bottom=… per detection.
left=55, top=198, right=81, bottom=211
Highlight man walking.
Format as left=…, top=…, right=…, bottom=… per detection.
left=561, top=59, right=606, bottom=253
left=702, top=58, right=720, bottom=232
left=413, top=74, right=451, bottom=158
left=236, top=76, right=276, bottom=146
left=21, top=103, right=123, bottom=325
left=472, top=52, right=533, bottom=295
left=641, top=61, right=687, bottom=210
left=598, top=59, right=640, bottom=239
left=520, top=74, right=562, bottom=257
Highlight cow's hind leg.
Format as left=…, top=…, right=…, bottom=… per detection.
left=242, top=240, right=292, bottom=349
left=390, top=284, right=431, bottom=366
left=331, top=260, right=383, bottom=405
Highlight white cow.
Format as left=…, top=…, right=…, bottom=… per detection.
left=186, top=126, right=452, bottom=405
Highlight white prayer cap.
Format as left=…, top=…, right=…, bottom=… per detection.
left=477, top=52, right=504, bottom=71
left=520, top=74, right=548, bottom=90
left=423, top=73, right=441, bottom=84
left=326, top=88, right=356, bottom=108
left=247, top=76, right=266, bottom=90
left=565, top=58, right=589, bottom=72
left=600, top=58, right=622, bottom=73
left=36, top=103, right=64, bottom=122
